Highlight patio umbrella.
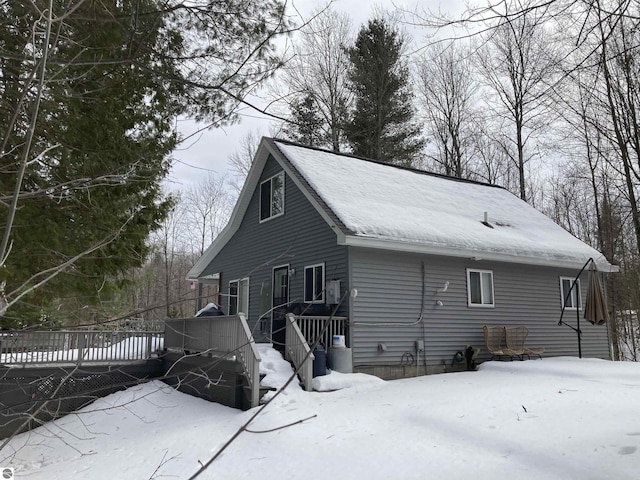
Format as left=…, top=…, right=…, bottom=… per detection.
left=584, top=264, right=609, bottom=326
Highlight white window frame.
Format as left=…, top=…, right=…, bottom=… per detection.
left=304, top=263, right=325, bottom=304
left=259, top=171, right=285, bottom=222
left=228, top=277, right=249, bottom=316
left=467, top=269, right=495, bottom=308
left=560, top=277, right=582, bottom=310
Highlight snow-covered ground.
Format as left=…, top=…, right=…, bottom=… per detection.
left=1, top=344, right=639, bottom=479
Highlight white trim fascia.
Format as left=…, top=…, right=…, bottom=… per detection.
left=341, top=235, right=619, bottom=272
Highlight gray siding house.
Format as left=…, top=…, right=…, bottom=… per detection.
left=187, top=138, right=617, bottom=379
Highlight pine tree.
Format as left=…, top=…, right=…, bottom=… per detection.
left=345, top=19, right=424, bottom=167
left=0, top=0, right=290, bottom=325
left=284, top=93, right=326, bottom=146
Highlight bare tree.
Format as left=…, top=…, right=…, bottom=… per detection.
left=279, top=8, right=353, bottom=151
left=126, top=172, right=232, bottom=320
left=183, top=174, right=232, bottom=258
left=416, top=41, right=478, bottom=178
left=228, top=130, right=262, bottom=196
left=475, top=0, right=562, bottom=202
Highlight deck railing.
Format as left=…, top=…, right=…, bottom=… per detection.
left=293, top=315, right=348, bottom=349
left=164, top=314, right=262, bottom=407
left=0, top=330, right=163, bottom=366
left=285, top=314, right=314, bottom=391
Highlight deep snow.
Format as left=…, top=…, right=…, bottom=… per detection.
left=1, top=344, right=639, bottom=479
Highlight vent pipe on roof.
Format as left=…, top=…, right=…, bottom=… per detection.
left=482, top=211, right=494, bottom=229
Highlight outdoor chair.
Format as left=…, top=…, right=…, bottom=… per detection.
left=483, top=325, right=518, bottom=360
left=504, top=326, right=527, bottom=360
left=505, top=326, right=545, bottom=359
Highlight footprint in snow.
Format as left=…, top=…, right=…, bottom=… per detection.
left=618, top=446, right=637, bottom=455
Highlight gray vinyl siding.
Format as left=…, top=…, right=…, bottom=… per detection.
left=349, top=248, right=610, bottom=367
left=200, top=155, right=349, bottom=339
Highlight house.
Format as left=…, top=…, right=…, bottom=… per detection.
left=187, top=137, right=617, bottom=379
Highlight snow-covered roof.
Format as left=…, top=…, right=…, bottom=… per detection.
left=274, top=140, right=616, bottom=271
left=187, top=138, right=616, bottom=280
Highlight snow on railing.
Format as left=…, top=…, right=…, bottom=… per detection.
left=0, top=330, right=163, bottom=366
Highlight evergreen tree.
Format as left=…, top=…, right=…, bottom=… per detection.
left=284, top=93, right=326, bottom=146
left=345, top=19, right=424, bottom=166
left=0, top=0, right=290, bottom=325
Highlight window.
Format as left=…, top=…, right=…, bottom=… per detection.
left=304, top=263, right=325, bottom=303
left=260, top=172, right=284, bottom=221
left=467, top=269, right=494, bottom=307
left=560, top=277, right=581, bottom=310
left=229, top=278, right=249, bottom=316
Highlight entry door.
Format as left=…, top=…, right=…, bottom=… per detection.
left=271, top=266, right=289, bottom=351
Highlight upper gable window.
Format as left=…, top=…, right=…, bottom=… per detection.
left=260, top=172, right=284, bottom=222
left=467, top=269, right=494, bottom=307
left=560, top=277, right=581, bottom=310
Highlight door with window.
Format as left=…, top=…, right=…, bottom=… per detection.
left=271, top=266, right=289, bottom=352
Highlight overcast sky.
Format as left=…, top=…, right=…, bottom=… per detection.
left=166, top=0, right=464, bottom=191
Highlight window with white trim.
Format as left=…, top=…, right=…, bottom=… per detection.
left=560, top=277, right=581, bottom=310
left=304, top=263, right=325, bottom=303
left=260, top=172, right=284, bottom=221
left=467, top=269, right=494, bottom=307
left=229, top=278, right=249, bottom=315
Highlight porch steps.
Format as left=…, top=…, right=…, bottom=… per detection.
left=242, top=373, right=275, bottom=408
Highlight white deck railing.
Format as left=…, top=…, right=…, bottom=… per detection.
left=285, top=313, right=314, bottom=391
left=0, top=330, right=163, bottom=366
left=164, top=314, right=262, bottom=408
left=293, top=315, right=348, bottom=350
left=284, top=314, right=349, bottom=391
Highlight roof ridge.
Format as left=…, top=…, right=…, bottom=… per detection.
left=270, top=137, right=505, bottom=190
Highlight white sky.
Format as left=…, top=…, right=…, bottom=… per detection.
left=167, top=0, right=465, bottom=190
left=4, top=343, right=639, bottom=479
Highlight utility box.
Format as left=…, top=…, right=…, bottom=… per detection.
left=325, top=280, right=341, bottom=305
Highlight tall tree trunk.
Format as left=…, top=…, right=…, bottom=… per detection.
left=598, top=14, right=640, bottom=260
